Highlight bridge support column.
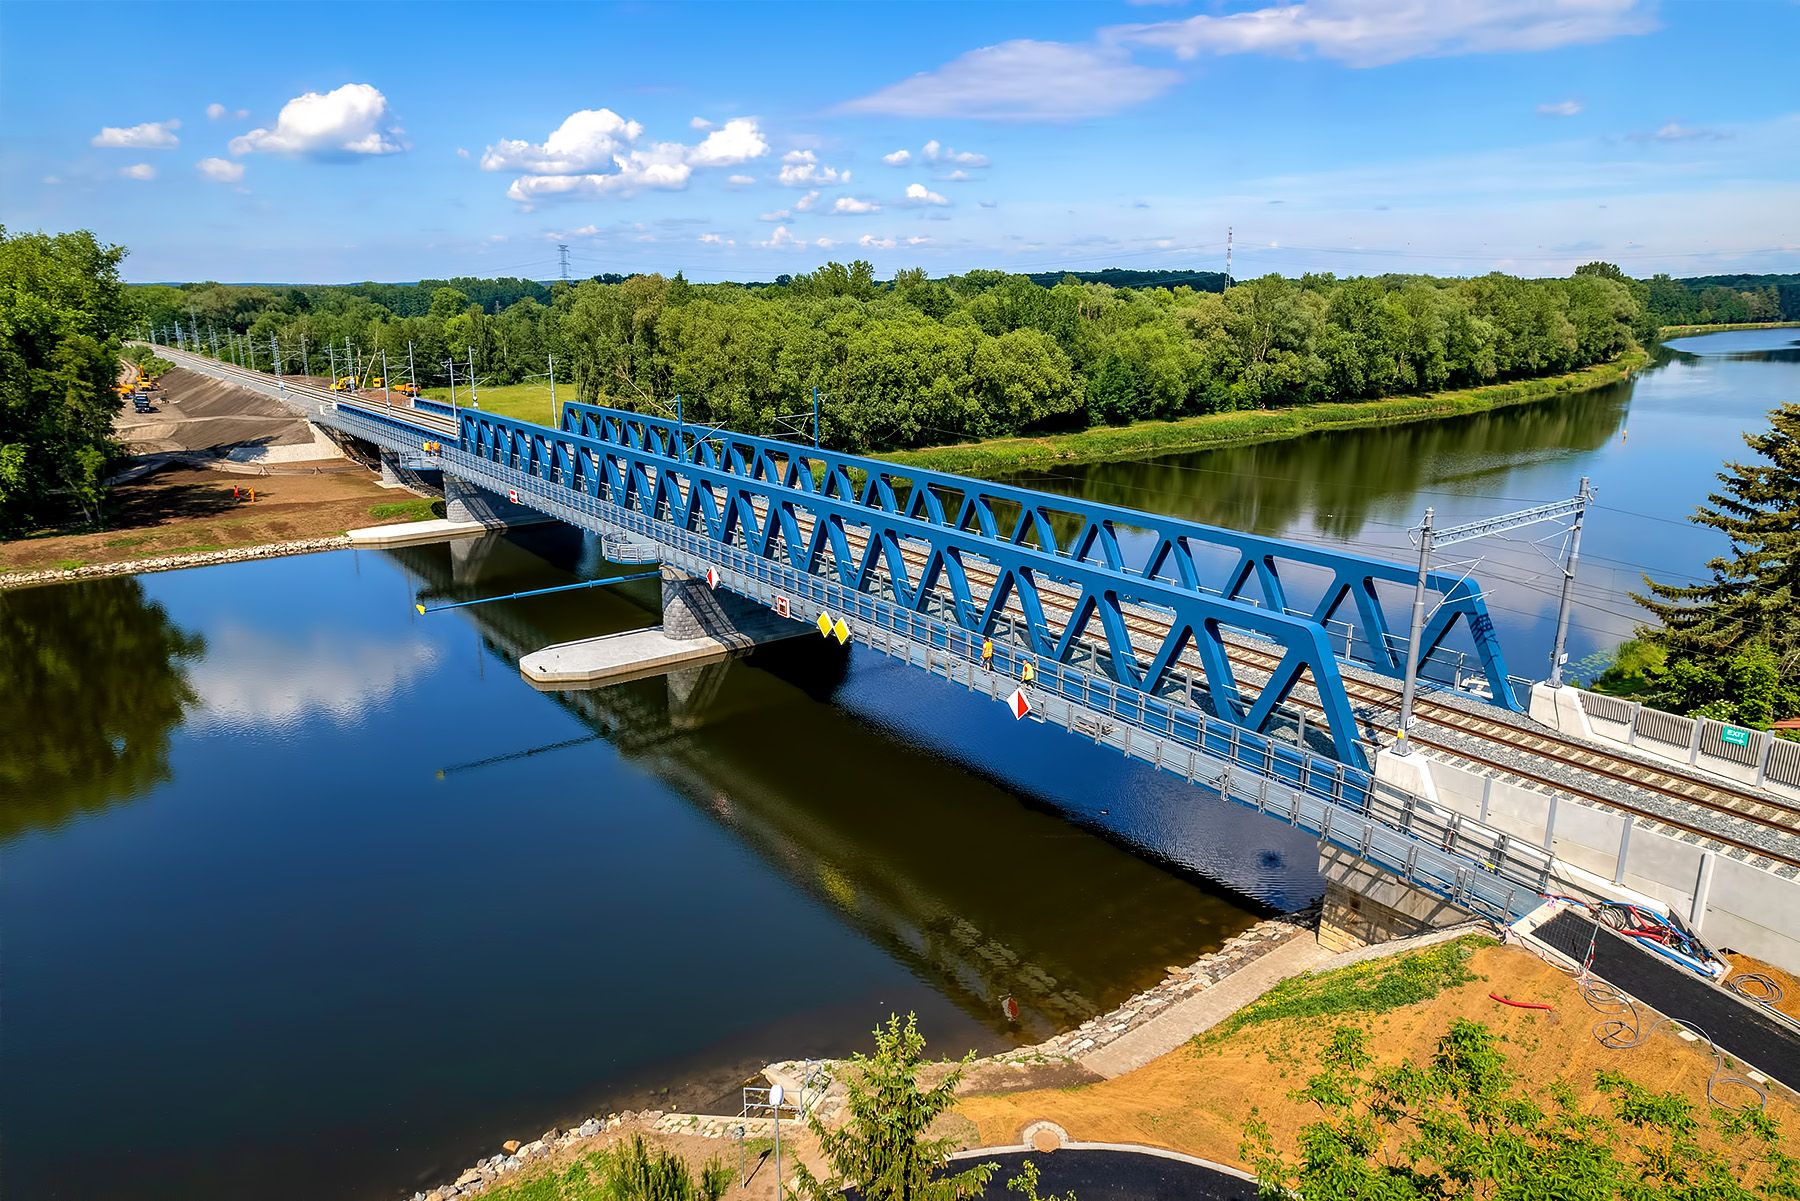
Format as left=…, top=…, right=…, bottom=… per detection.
left=1315, top=844, right=1472, bottom=953
left=661, top=565, right=769, bottom=643
left=443, top=474, right=547, bottom=528
left=377, top=450, right=404, bottom=488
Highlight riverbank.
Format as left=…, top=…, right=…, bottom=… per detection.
left=0, top=462, right=437, bottom=586
left=877, top=349, right=1648, bottom=477
left=1660, top=320, right=1800, bottom=338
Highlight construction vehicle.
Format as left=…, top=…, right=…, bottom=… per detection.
left=332, top=376, right=357, bottom=392
left=396, top=382, right=420, bottom=397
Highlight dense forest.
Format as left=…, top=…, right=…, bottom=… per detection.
left=132, top=261, right=1657, bottom=453
left=1643, top=272, right=1800, bottom=326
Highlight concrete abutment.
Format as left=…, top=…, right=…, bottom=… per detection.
left=1316, top=843, right=1474, bottom=953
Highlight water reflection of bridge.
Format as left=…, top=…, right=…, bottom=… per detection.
left=382, top=530, right=1260, bottom=1044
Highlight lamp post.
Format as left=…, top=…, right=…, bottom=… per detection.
left=768, top=1083, right=784, bottom=1197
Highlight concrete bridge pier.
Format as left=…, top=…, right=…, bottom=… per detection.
left=443, top=474, right=547, bottom=527
left=377, top=450, right=405, bottom=488
left=660, top=564, right=775, bottom=644
left=1315, top=843, right=1473, bottom=952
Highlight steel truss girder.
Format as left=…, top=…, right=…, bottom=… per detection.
left=555, top=402, right=1519, bottom=712
left=460, top=407, right=1371, bottom=766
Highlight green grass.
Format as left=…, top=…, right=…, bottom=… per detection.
left=1659, top=320, right=1800, bottom=338
left=472, top=1138, right=734, bottom=1201
left=1196, top=934, right=1489, bottom=1046
left=368, top=498, right=445, bottom=522
left=878, top=350, right=1647, bottom=477
left=422, top=381, right=562, bottom=425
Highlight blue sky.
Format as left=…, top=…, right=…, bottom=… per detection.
left=2, top=0, right=1796, bottom=283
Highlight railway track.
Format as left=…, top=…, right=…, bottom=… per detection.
left=180, top=348, right=1800, bottom=866
left=1221, top=640, right=1800, bottom=865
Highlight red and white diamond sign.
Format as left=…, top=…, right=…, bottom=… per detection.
left=1007, top=688, right=1032, bottom=721
left=507, top=488, right=519, bottom=504
left=705, top=567, right=719, bottom=589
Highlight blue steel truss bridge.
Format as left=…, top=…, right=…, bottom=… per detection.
left=155, top=345, right=1676, bottom=930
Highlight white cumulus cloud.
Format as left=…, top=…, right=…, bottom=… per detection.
left=922, top=139, right=988, bottom=166
left=883, top=149, right=912, bottom=166
left=688, top=118, right=769, bottom=166
left=759, top=208, right=792, bottom=222
left=92, top=119, right=180, bottom=149
left=834, top=196, right=881, bottom=214
left=690, top=116, right=715, bottom=130
left=206, top=103, right=227, bottom=120
left=858, top=234, right=898, bottom=249
left=120, top=163, right=157, bottom=181
left=699, top=232, right=734, bottom=245
left=482, top=108, right=643, bottom=173
left=843, top=39, right=1179, bottom=121
left=794, top=189, right=822, bottom=212
left=763, top=225, right=806, bottom=249
left=196, top=157, right=245, bottom=182
left=904, top=182, right=949, bottom=206
left=727, top=173, right=755, bottom=186
left=487, top=110, right=767, bottom=204
left=1537, top=99, right=1583, bottom=116
left=778, top=149, right=848, bottom=186
left=230, top=83, right=405, bottom=157
left=1105, top=0, right=1657, bottom=68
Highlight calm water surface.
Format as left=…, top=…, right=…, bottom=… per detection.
left=2, top=328, right=1792, bottom=1199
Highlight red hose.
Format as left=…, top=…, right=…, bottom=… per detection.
left=1490, top=992, right=1555, bottom=1011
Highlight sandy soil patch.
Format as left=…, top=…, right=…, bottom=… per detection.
left=0, top=463, right=430, bottom=576
left=955, top=942, right=1800, bottom=1172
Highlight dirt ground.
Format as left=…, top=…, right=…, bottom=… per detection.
left=954, top=942, right=1800, bottom=1174
left=118, top=365, right=318, bottom=455
left=1725, top=951, right=1800, bottom=1022
left=0, top=463, right=430, bottom=575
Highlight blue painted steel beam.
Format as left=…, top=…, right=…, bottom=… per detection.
left=456, top=405, right=1373, bottom=765
left=555, top=400, right=1518, bottom=710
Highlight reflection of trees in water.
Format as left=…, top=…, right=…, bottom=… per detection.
left=0, top=579, right=204, bottom=838
left=1018, top=383, right=1632, bottom=543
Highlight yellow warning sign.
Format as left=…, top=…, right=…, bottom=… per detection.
left=817, top=611, right=833, bottom=637
left=832, top=618, right=851, bottom=644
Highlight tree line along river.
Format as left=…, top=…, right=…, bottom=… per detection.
left=0, top=327, right=1792, bottom=1201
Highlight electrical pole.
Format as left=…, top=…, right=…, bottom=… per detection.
left=301, top=334, right=310, bottom=379
left=1395, top=506, right=1434, bottom=755
left=548, top=353, right=556, bottom=427
left=1225, top=226, right=1234, bottom=288
left=408, top=341, right=417, bottom=399
left=813, top=385, right=820, bottom=448
left=557, top=243, right=570, bottom=282
left=382, top=348, right=390, bottom=405
left=272, top=335, right=282, bottom=390
left=468, top=347, right=477, bottom=408
left=210, top=327, right=219, bottom=359
left=1548, top=477, right=1593, bottom=688
left=345, top=337, right=354, bottom=393
left=328, top=342, right=337, bottom=389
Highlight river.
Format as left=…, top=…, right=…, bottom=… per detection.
left=1, top=328, right=1793, bottom=1200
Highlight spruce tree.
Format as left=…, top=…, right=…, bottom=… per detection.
left=791, top=1013, right=996, bottom=1201
left=1632, top=402, right=1800, bottom=723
